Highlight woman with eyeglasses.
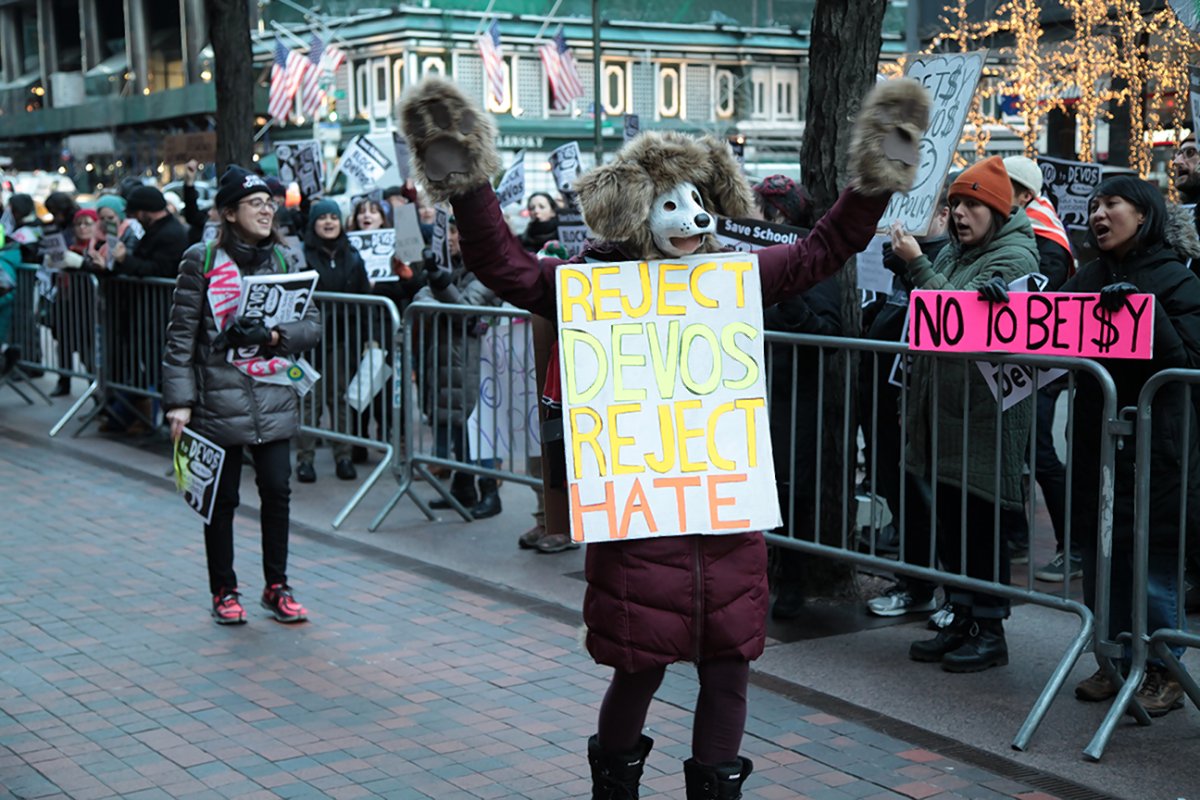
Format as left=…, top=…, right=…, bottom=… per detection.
left=163, top=166, right=321, bottom=626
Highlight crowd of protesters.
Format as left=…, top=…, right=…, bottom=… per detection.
left=1, top=145, right=1198, bottom=721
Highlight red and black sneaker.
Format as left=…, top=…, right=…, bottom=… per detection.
left=212, top=590, right=247, bottom=625
left=261, top=584, right=308, bottom=623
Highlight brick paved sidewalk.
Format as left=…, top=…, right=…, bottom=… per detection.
left=0, top=433, right=1070, bottom=800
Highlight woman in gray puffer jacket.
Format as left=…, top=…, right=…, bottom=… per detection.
left=163, top=166, right=321, bottom=626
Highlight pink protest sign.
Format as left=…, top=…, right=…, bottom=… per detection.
left=908, top=290, right=1155, bottom=360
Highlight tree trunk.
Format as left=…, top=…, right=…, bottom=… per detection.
left=206, top=0, right=255, bottom=172
left=796, top=0, right=887, bottom=599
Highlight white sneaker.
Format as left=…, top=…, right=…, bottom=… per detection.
left=867, top=588, right=938, bottom=617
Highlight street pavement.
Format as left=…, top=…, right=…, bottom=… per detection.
left=0, top=383, right=1195, bottom=799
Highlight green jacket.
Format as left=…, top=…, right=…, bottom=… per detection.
left=904, top=208, right=1040, bottom=509
left=0, top=244, right=20, bottom=343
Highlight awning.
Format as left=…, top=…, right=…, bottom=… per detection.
left=0, top=70, right=37, bottom=93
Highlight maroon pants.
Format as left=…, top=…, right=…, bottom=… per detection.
left=597, top=658, right=750, bottom=764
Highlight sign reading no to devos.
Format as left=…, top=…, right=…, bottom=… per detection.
left=556, top=253, right=781, bottom=544
left=908, top=290, right=1155, bottom=359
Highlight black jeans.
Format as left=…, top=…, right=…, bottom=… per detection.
left=204, top=439, right=292, bottom=595
left=935, top=482, right=1011, bottom=618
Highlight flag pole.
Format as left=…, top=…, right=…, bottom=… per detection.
left=534, top=0, right=565, bottom=42
left=592, top=0, right=603, bottom=165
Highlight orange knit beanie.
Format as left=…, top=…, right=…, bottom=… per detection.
left=949, top=156, right=1013, bottom=217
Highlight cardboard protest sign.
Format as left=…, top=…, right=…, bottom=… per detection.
left=549, top=141, right=582, bottom=195
left=173, top=427, right=226, bottom=524
left=348, top=229, right=398, bottom=282
left=338, top=135, right=393, bottom=190
left=715, top=217, right=803, bottom=252
left=624, top=114, right=640, bottom=144
left=882, top=52, right=986, bottom=236
left=10, top=226, right=41, bottom=245
left=468, top=318, right=541, bottom=463
left=393, top=203, right=425, bottom=265
left=556, top=203, right=589, bottom=258
left=495, top=150, right=526, bottom=209
left=275, top=141, right=324, bottom=199
left=163, top=131, right=217, bottom=165
left=1038, top=156, right=1102, bottom=229
left=556, top=252, right=781, bottom=543
left=908, top=290, right=1155, bottom=359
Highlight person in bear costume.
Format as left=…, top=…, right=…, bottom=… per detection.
left=398, top=76, right=929, bottom=799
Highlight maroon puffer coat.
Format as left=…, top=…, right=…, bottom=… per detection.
left=453, top=185, right=890, bottom=672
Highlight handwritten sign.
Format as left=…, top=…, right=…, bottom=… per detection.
left=275, top=141, right=324, bottom=198
left=715, top=217, right=802, bottom=251
left=1038, top=156, right=1102, bottom=229
left=339, top=135, right=393, bottom=190
left=495, top=150, right=526, bottom=209
left=855, top=235, right=895, bottom=295
left=908, top=290, right=1155, bottom=360
left=556, top=252, right=781, bottom=543
left=468, top=319, right=541, bottom=463
left=348, top=229, right=398, bottom=281
left=882, top=52, right=985, bottom=236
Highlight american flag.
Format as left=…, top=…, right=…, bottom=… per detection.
left=268, top=38, right=295, bottom=122
left=539, top=31, right=584, bottom=111
left=322, top=42, right=346, bottom=73
left=477, top=20, right=505, bottom=106
left=300, top=35, right=326, bottom=118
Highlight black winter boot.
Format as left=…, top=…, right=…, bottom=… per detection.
left=683, top=756, right=754, bottom=800
left=908, top=605, right=971, bottom=662
left=430, top=472, right=478, bottom=510
left=471, top=478, right=502, bottom=519
left=941, top=617, right=1008, bottom=672
left=588, top=734, right=653, bottom=800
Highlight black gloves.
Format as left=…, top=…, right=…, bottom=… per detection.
left=977, top=274, right=1009, bottom=304
left=213, top=316, right=273, bottom=351
left=1098, top=281, right=1138, bottom=312
left=425, top=247, right=454, bottom=291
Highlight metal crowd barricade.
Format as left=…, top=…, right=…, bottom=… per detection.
left=1084, top=367, right=1200, bottom=760
left=761, top=330, right=1120, bottom=753
left=372, top=301, right=541, bottom=530
left=297, top=290, right=402, bottom=529
left=0, top=264, right=51, bottom=405
left=10, top=264, right=103, bottom=435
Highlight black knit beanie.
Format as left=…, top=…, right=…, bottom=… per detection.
left=215, top=166, right=271, bottom=209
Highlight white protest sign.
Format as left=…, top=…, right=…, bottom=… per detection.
left=468, top=318, right=541, bottom=463
left=556, top=252, right=781, bottom=543
left=715, top=217, right=803, bottom=252
left=348, top=229, right=398, bottom=282
left=392, top=131, right=411, bottom=182
left=11, top=226, right=41, bottom=245
left=856, top=235, right=895, bottom=295
left=495, top=150, right=526, bottom=209
left=549, top=141, right=582, bottom=195
left=556, top=203, right=589, bottom=258
left=338, top=136, right=393, bottom=191
left=275, top=141, right=324, bottom=198
left=40, top=233, right=68, bottom=270
left=393, top=203, right=425, bottom=265
left=174, top=427, right=227, bottom=525
left=882, top=51, right=986, bottom=236
left=430, top=206, right=450, bottom=271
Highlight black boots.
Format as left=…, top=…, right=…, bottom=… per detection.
left=910, top=607, right=1008, bottom=672
left=941, top=618, right=1008, bottom=672
left=588, top=734, right=653, bottom=800
left=430, top=472, right=478, bottom=510
left=471, top=477, right=502, bottom=519
left=683, top=756, right=754, bottom=800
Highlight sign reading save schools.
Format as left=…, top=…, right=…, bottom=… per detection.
left=556, top=253, right=781, bottom=544
left=908, top=290, right=1155, bottom=359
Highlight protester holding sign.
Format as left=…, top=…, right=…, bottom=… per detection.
left=401, top=74, right=929, bottom=799
left=163, top=166, right=322, bottom=626
left=295, top=199, right=372, bottom=483
left=1059, top=176, right=1200, bottom=716
left=889, top=156, right=1038, bottom=673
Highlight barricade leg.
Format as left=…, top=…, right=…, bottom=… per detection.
left=48, top=379, right=100, bottom=437
left=1011, top=607, right=1092, bottom=751
left=331, top=441, right=394, bottom=529
left=1152, top=637, right=1200, bottom=710
left=0, top=366, right=52, bottom=405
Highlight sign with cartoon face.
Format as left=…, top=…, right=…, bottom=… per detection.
left=882, top=51, right=986, bottom=236
left=275, top=141, right=325, bottom=199
left=1037, top=156, right=1102, bottom=230
left=174, top=428, right=227, bottom=524
left=549, top=141, right=582, bottom=195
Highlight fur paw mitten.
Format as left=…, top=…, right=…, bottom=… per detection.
left=397, top=78, right=502, bottom=204
left=847, top=78, right=930, bottom=196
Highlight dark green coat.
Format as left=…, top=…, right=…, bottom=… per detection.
left=904, top=208, right=1040, bottom=509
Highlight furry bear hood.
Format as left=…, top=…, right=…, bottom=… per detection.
left=575, top=131, right=756, bottom=261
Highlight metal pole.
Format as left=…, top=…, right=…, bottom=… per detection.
left=592, top=0, right=603, bottom=164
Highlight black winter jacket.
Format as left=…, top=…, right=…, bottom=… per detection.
left=117, top=214, right=189, bottom=278
left=1063, top=207, right=1200, bottom=551
left=162, top=237, right=322, bottom=446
